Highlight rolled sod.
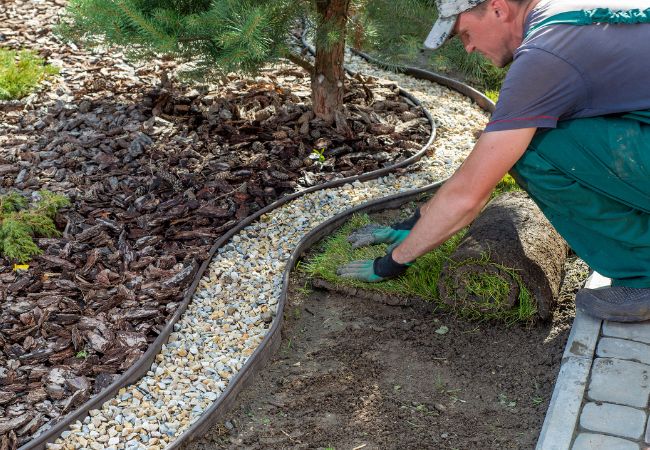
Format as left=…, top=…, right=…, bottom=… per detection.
left=438, top=191, right=568, bottom=321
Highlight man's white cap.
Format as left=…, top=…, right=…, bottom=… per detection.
left=424, top=0, right=486, bottom=49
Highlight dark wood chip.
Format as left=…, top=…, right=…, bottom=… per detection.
left=0, top=414, right=31, bottom=434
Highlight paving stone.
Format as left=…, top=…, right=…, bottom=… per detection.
left=572, top=433, right=639, bottom=450
left=598, top=337, right=650, bottom=365
left=563, top=309, right=602, bottom=360
left=603, top=321, right=650, bottom=345
left=588, top=358, right=650, bottom=408
left=645, top=413, right=650, bottom=444
left=580, top=402, right=645, bottom=439
left=536, top=279, right=604, bottom=450
left=536, top=356, right=592, bottom=450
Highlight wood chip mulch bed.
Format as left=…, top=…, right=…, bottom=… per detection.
left=0, top=3, right=430, bottom=444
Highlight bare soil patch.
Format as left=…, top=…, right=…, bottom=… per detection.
left=187, top=227, right=588, bottom=450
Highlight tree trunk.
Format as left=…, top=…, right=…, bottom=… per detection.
left=312, top=0, right=350, bottom=123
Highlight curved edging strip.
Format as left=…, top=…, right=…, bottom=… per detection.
left=168, top=180, right=444, bottom=448
left=348, top=48, right=496, bottom=114
left=21, top=62, right=437, bottom=450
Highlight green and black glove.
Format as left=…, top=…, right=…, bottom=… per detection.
left=337, top=208, right=420, bottom=282
left=347, top=208, right=420, bottom=249
left=336, top=249, right=412, bottom=283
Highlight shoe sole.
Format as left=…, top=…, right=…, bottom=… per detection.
left=576, top=291, right=650, bottom=322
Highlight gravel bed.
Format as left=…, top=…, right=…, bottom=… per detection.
left=46, top=54, right=488, bottom=449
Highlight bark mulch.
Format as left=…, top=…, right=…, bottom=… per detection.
left=0, top=5, right=430, bottom=444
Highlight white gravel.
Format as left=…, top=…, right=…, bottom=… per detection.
left=46, top=51, right=489, bottom=450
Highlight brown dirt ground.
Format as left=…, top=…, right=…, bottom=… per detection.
left=186, top=250, right=588, bottom=450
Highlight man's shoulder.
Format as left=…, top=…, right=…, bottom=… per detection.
left=511, top=43, right=581, bottom=75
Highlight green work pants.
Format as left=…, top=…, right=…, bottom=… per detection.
left=509, top=112, right=650, bottom=288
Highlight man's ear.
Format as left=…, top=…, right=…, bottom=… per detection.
left=491, top=0, right=515, bottom=21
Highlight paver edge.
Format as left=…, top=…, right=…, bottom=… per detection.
left=536, top=271, right=609, bottom=450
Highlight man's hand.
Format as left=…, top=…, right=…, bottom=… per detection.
left=347, top=209, right=420, bottom=249
left=347, top=225, right=409, bottom=249
left=336, top=250, right=411, bottom=283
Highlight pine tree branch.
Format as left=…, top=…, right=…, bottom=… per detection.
left=282, top=50, right=314, bottom=74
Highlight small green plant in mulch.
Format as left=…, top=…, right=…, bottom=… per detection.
left=0, top=191, right=70, bottom=263
left=0, top=48, right=59, bottom=100
left=310, top=147, right=327, bottom=163
left=301, top=176, right=534, bottom=324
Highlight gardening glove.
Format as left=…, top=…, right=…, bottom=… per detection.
left=336, top=249, right=412, bottom=283
left=347, top=208, right=420, bottom=249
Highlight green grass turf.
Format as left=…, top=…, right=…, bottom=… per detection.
left=301, top=177, right=536, bottom=324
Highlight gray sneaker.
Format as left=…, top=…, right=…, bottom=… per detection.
left=576, top=286, right=650, bottom=322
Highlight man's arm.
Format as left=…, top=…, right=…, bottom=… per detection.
left=391, top=127, right=537, bottom=264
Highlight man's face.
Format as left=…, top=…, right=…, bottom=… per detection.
left=453, top=2, right=515, bottom=68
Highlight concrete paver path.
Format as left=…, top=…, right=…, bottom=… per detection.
left=538, top=273, right=650, bottom=450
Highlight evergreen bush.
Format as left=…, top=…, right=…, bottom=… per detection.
left=0, top=48, right=60, bottom=100
left=0, top=191, right=70, bottom=263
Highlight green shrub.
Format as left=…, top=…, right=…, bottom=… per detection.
left=0, top=191, right=70, bottom=263
left=0, top=48, right=59, bottom=100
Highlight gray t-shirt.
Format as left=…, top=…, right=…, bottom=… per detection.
left=485, top=0, right=650, bottom=132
